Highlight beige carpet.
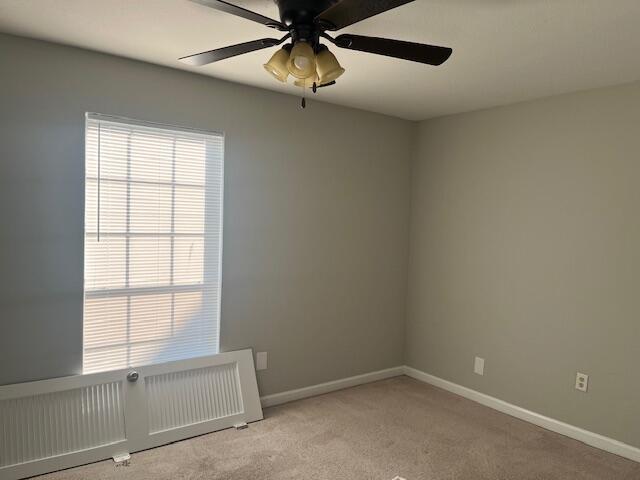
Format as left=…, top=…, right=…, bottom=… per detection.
left=36, top=376, right=640, bottom=480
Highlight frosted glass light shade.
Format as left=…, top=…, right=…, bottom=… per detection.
left=316, top=48, right=345, bottom=85
left=287, top=41, right=316, bottom=79
left=293, top=74, right=319, bottom=88
left=263, top=47, right=291, bottom=83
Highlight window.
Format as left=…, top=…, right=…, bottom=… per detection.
left=83, top=114, right=224, bottom=374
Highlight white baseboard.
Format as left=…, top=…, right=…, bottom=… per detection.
left=259, top=365, right=639, bottom=464
left=403, top=366, right=640, bottom=463
left=260, top=366, right=404, bottom=408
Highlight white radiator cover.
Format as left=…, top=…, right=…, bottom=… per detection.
left=0, top=382, right=126, bottom=468
left=0, top=349, right=262, bottom=480
left=145, top=363, right=243, bottom=434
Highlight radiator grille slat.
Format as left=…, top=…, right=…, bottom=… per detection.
left=145, top=362, right=243, bottom=434
left=0, top=382, right=125, bottom=468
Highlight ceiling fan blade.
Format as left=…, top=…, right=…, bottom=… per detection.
left=316, top=0, right=414, bottom=31
left=190, top=0, right=286, bottom=30
left=179, top=37, right=285, bottom=66
left=334, top=34, right=452, bottom=66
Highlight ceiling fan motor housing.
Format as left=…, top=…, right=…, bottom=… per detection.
left=276, top=0, right=339, bottom=26
left=276, top=0, right=339, bottom=49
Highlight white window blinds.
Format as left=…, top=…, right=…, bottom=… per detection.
left=83, top=114, right=224, bottom=374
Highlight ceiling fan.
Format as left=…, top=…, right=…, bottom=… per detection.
left=180, top=0, right=452, bottom=92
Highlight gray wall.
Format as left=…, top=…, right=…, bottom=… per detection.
left=0, top=33, right=412, bottom=394
left=4, top=30, right=638, bottom=449
left=406, top=81, right=640, bottom=448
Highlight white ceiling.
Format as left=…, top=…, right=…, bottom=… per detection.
left=1, top=0, right=639, bottom=120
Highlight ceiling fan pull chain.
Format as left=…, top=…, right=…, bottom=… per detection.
left=301, top=84, right=306, bottom=109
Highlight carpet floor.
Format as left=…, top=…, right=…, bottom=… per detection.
left=35, top=376, right=640, bottom=480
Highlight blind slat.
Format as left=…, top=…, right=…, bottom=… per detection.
left=83, top=114, right=224, bottom=374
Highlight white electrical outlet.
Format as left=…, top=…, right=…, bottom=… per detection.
left=575, top=372, right=588, bottom=392
left=256, top=352, right=268, bottom=371
left=474, top=356, right=485, bottom=376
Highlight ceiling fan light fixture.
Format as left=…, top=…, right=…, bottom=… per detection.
left=263, top=45, right=291, bottom=83
left=316, top=47, right=345, bottom=85
left=287, top=41, right=316, bottom=79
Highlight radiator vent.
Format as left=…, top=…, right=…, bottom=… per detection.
left=0, top=350, right=261, bottom=480
left=0, top=382, right=125, bottom=468
left=145, top=362, right=243, bottom=434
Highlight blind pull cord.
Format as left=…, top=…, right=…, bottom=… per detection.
left=97, top=123, right=101, bottom=242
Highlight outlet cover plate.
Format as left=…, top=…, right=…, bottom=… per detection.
left=474, top=356, right=485, bottom=375
left=256, top=352, right=268, bottom=371
left=575, top=372, right=589, bottom=392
